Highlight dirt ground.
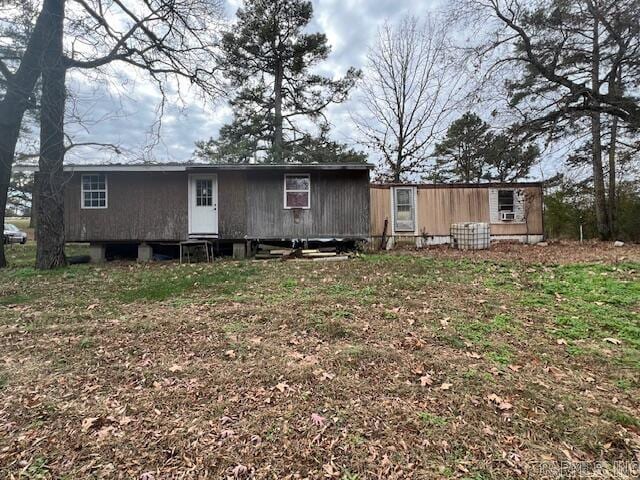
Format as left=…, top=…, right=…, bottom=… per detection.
left=1, top=242, right=639, bottom=479
left=406, top=240, right=640, bottom=265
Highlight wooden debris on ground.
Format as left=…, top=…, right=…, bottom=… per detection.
left=254, top=244, right=350, bottom=261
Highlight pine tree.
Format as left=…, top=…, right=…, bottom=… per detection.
left=431, top=112, right=490, bottom=183
left=472, top=0, right=640, bottom=238
left=213, top=0, right=359, bottom=163
left=484, top=133, right=539, bottom=182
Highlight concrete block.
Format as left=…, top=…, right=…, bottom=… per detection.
left=232, top=242, right=246, bottom=260
left=138, top=243, right=153, bottom=262
left=89, top=243, right=106, bottom=264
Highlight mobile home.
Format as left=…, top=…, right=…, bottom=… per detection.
left=57, top=163, right=371, bottom=260
left=20, top=164, right=546, bottom=260
left=370, top=183, right=544, bottom=248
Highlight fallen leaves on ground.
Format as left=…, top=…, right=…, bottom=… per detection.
left=1, top=242, right=639, bottom=478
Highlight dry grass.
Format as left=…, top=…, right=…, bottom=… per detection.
left=1, top=242, right=639, bottom=479
left=400, top=240, right=640, bottom=265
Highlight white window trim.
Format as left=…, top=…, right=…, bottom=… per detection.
left=490, top=188, right=526, bottom=224
left=391, top=186, right=417, bottom=233
left=283, top=173, right=311, bottom=210
left=80, top=174, right=108, bottom=209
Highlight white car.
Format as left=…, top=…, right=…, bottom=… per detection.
left=3, top=223, right=27, bottom=244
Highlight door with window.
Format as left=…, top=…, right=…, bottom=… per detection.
left=393, top=187, right=416, bottom=232
left=188, top=174, right=218, bottom=236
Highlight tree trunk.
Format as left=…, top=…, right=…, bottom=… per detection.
left=36, top=0, right=67, bottom=270
left=590, top=11, right=610, bottom=240
left=607, top=65, right=621, bottom=238
left=392, top=166, right=401, bottom=183
left=607, top=114, right=618, bottom=237
left=0, top=1, right=51, bottom=267
left=29, top=186, right=37, bottom=230
left=591, top=112, right=608, bottom=239
left=463, top=149, right=471, bottom=184
left=394, top=141, right=404, bottom=182
left=273, top=58, right=284, bottom=163
left=0, top=150, right=13, bottom=267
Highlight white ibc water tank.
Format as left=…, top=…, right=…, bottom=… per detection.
left=450, top=222, right=490, bottom=250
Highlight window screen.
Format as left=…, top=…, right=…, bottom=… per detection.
left=284, top=174, right=310, bottom=208
left=81, top=174, right=107, bottom=208
left=394, top=187, right=415, bottom=231
left=498, top=190, right=515, bottom=212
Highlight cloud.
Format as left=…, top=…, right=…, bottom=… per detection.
left=64, top=68, right=232, bottom=163
left=66, top=0, right=419, bottom=163
left=59, top=0, right=548, bottom=182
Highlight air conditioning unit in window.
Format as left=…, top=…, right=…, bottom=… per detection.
left=500, top=211, right=516, bottom=221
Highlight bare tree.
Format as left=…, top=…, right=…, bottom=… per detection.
left=459, top=0, right=640, bottom=239
left=0, top=0, right=225, bottom=268
left=0, top=0, right=55, bottom=268
left=36, top=0, right=67, bottom=268
left=353, top=14, right=465, bottom=182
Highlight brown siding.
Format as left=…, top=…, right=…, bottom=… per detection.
left=65, top=168, right=370, bottom=242
left=370, top=187, right=391, bottom=236
left=417, top=188, right=489, bottom=235
left=490, top=186, right=543, bottom=235
left=218, top=171, right=247, bottom=239
left=246, top=170, right=370, bottom=239
left=65, top=171, right=188, bottom=242
left=370, top=184, right=544, bottom=237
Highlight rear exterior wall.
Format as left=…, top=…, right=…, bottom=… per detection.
left=64, top=171, right=188, bottom=242
left=370, top=185, right=543, bottom=238
left=245, top=170, right=370, bottom=239
left=64, top=169, right=370, bottom=242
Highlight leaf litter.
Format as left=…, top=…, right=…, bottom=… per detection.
left=0, top=243, right=639, bottom=478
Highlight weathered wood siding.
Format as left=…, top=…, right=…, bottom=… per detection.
left=218, top=171, right=247, bottom=239
left=417, top=187, right=489, bottom=235
left=370, top=185, right=543, bottom=237
left=246, top=170, right=370, bottom=239
left=64, top=169, right=370, bottom=242
left=491, top=187, right=543, bottom=235
left=370, top=187, right=392, bottom=236
left=65, top=171, right=188, bottom=242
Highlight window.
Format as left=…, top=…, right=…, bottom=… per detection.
left=196, top=179, right=213, bottom=206
left=394, top=187, right=415, bottom=232
left=498, top=189, right=515, bottom=212
left=284, top=174, right=310, bottom=209
left=81, top=174, right=107, bottom=208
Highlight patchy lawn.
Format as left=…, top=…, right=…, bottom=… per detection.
left=1, top=243, right=639, bottom=479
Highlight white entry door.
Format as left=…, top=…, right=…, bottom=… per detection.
left=188, top=174, right=218, bottom=236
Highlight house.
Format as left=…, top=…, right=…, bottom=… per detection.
left=370, top=182, right=544, bottom=248
left=56, top=163, right=372, bottom=261
left=17, top=163, right=545, bottom=260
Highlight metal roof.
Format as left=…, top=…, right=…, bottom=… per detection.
left=371, top=182, right=543, bottom=189
left=14, top=162, right=374, bottom=173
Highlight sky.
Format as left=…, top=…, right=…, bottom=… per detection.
left=54, top=0, right=560, bottom=182
left=61, top=0, right=446, bottom=167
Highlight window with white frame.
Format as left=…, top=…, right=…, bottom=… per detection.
left=497, top=189, right=515, bottom=212
left=195, top=178, right=213, bottom=206
left=393, top=187, right=415, bottom=231
left=81, top=174, right=107, bottom=208
left=284, top=174, right=310, bottom=209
